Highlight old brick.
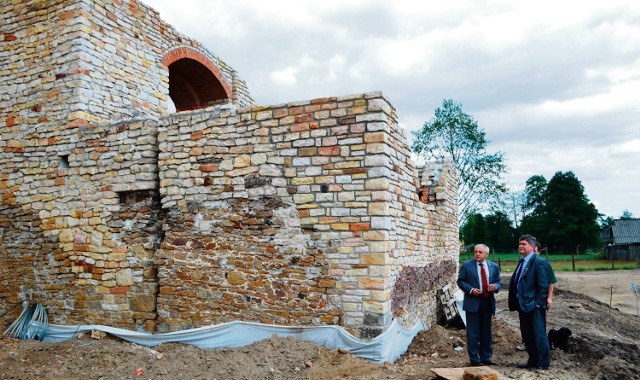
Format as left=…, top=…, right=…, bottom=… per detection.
left=318, top=146, right=340, bottom=156
left=199, top=164, right=218, bottom=172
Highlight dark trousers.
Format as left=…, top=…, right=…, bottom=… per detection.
left=466, top=297, right=493, bottom=363
left=519, top=307, right=550, bottom=369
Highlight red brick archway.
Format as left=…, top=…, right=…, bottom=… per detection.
left=161, top=48, right=232, bottom=112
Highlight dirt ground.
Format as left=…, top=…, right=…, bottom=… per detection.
left=1, top=270, right=639, bottom=380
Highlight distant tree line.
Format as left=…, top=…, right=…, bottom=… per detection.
left=461, top=171, right=602, bottom=253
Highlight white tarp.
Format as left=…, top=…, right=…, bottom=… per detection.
left=454, top=289, right=467, bottom=326
left=43, top=318, right=427, bottom=363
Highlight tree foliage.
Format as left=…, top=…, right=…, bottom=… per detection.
left=620, top=209, right=634, bottom=219
left=461, top=211, right=515, bottom=252
left=524, top=175, right=547, bottom=214
left=412, top=99, right=507, bottom=226
left=520, top=171, right=601, bottom=252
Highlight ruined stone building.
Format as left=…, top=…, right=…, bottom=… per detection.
left=0, top=0, right=459, bottom=338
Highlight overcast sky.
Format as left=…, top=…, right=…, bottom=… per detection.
left=144, top=0, right=640, bottom=219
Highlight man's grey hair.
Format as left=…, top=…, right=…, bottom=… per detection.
left=519, top=234, right=537, bottom=246
left=475, top=243, right=490, bottom=254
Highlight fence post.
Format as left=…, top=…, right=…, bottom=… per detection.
left=611, top=251, right=615, bottom=270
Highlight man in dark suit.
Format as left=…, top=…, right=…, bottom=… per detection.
left=508, top=234, right=550, bottom=370
left=457, top=243, right=501, bottom=366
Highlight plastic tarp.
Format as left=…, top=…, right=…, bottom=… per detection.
left=42, top=318, right=427, bottom=363
left=454, top=289, right=467, bottom=326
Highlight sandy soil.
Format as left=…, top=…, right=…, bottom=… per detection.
left=1, top=270, right=639, bottom=379
left=554, top=269, right=640, bottom=316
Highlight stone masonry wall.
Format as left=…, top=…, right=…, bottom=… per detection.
left=1, top=0, right=459, bottom=338
left=0, top=91, right=458, bottom=337
left=1, top=0, right=251, bottom=330
left=1, top=117, right=163, bottom=330
left=155, top=93, right=459, bottom=336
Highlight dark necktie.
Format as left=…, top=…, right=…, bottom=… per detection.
left=514, top=259, right=525, bottom=285
left=480, top=263, right=489, bottom=298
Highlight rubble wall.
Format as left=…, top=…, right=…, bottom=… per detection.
left=155, top=93, right=459, bottom=336
left=1, top=0, right=251, bottom=330
left=0, top=0, right=459, bottom=338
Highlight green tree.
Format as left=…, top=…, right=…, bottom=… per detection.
left=599, top=215, right=614, bottom=233
left=461, top=211, right=515, bottom=252
left=460, top=213, right=487, bottom=247
left=485, top=211, right=516, bottom=251
left=412, top=99, right=507, bottom=226
left=521, top=171, right=601, bottom=252
left=519, top=175, right=549, bottom=239
left=524, top=175, right=547, bottom=214
left=620, top=210, right=634, bottom=219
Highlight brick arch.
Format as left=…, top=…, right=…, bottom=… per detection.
left=161, top=48, right=232, bottom=112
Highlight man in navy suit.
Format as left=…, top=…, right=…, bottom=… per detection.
left=508, top=234, right=550, bottom=370
left=457, top=243, right=501, bottom=366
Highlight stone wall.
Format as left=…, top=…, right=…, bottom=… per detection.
left=0, top=117, right=164, bottom=330
left=154, top=93, right=458, bottom=336
left=1, top=92, right=459, bottom=337
left=1, top=0, right=252, bottom=330
left=0, top=0, right=459, bottom=338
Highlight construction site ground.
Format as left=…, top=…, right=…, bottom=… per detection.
left=1, top=269, right=639, bottom=380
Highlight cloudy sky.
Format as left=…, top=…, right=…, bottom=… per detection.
left=144, top=0, right=640, bottom=219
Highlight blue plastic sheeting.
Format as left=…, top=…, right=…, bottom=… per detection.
left=43, top=318, right=426, bottom=363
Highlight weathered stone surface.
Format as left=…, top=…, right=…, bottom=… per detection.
left=0, top=1, right=458, bottom=338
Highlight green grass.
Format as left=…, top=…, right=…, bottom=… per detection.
left=460, top=252, right=640, bottom=272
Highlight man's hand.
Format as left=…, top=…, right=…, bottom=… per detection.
left=487, top=284, right=496, bottom=292
left=547, top=297, right=553, bottom=310
left=471, top=288, right=481, bottom=296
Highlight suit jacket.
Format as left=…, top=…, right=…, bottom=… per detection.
left=457, top=259, right=501, bottom=315
left=508, top=254, right=549, bottom=313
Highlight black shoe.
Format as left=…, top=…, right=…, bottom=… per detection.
left=530, top=366, right=549, bottom=371
left=470, top=362, right=483, bottom=366
left=482, top=360, right=496, bottom=365
left=517, top=363, right=533, bottom=369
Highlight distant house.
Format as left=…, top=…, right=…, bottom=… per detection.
left=606, top=218, right=640, bottom=260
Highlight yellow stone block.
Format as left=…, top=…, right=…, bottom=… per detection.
left=290, top=177, right=314, bottom=185
left=96, top=286, right=110, bottom=294
left=107, top=252, right=126, bottom=261
left=363, top=231, right=389, bottom=240
left=315, top=176, right=334, bottom=184
left=363, top=301, right=388, bottom=314
left=359, top=277, right=385, bottom=290
left=294, top=194, right=315, bottom=203
left=234, top=155, right=251, bottom=168
left=6, top=140, right=22, bottom=148
left=367, top=289, right=391, bottom=302
left=361, top=253, right=386, bottom=265
left=368, top=202, right=388, bottom=215
left=369, top=241, right=390, bottom=253
left=68, top=111, right=92, bottom=120
left=153, top=90, right=167, bottom=100
left=58, top=229, right=73, bottom=243
left=365, top=178, right=389, bottom=190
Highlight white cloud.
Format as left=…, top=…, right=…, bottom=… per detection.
left=612, top=139, right=640, bottom=155
left=270, top=67, right=298, bottom=87
left=143, top=0, right=640, bottom=217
